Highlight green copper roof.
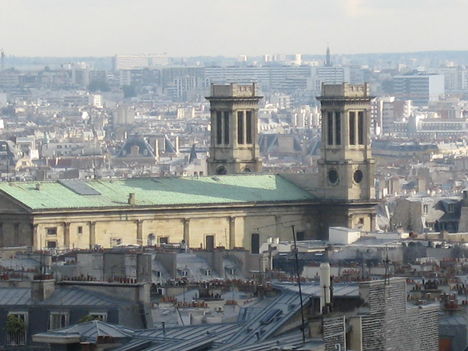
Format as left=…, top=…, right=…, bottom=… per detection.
left=0, top=175, right=313, bottom=211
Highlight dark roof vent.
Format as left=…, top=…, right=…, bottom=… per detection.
left=128, top=193, right=136, bottom=205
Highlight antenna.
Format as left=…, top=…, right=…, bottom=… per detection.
left=384, top=245, right=390, bottom=285
left=291, top=225, right=306, bottom=344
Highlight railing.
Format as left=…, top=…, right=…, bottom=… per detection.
left=6, top=331, right=26, bottom=346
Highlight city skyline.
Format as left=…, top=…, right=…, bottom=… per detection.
left=1, top=0, right=468, bottom=57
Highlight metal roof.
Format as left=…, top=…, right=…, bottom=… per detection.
left=40, top=286, right=131, bottom=306
left=0, top=288, right=31, bottom=305
left=34, top=320, right=135, bottom=343
left=0, top=286, right=132, bottom=307
left=0, top=175, right=313, bottom=210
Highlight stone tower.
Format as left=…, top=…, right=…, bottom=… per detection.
left=206, top=83, right=262, bottom=175
left=317, top=83, right=375, bottom=202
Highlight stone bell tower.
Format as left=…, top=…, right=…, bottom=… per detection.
left=317, top=83, right=375, bottom=201
left=206, top=83, right=262, bottom=175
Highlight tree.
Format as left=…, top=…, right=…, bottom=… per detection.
left=6, top=314, right=25, bottom=335
left=78, top=314, right=100, bottom=323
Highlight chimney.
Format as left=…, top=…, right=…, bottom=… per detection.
left=128, top=193, right=136, bottom=205
left=35, top=183, right=41, bottom=191
left=320, top=262, right=331, bottom=314
left=31, top=279, right=55, bottom=302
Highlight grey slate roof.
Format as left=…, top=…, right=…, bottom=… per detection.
left=0, top=286, right=132, bottom=307
left=34, top=320, right=134, bottom=343
left=0, top=288, right=31, bottom=305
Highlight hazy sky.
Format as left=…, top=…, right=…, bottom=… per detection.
left=1, top=0, right=467, bottom=57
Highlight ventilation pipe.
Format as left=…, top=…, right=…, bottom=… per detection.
left=320, top=262, right=331, bottom=314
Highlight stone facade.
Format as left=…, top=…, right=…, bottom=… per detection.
left=317, top=83, right=375, bottom=202
left=0, top=83, right=377, bottom=251
left=207, top=83, right=262, bottom=175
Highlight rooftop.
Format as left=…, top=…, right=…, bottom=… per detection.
left=0, top=175, right=314, bottom=211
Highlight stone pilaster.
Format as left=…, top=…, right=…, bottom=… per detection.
left=89, top=221, right=96, bottom=249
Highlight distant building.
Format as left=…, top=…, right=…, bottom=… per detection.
left=392, top=73, right=444, bottom=106
left=113, top=54, right=169, bottom=70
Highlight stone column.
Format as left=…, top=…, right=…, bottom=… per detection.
left=89, top=221, right=96, bottom=249
left=63, top=222, right=71, bottom=250
left=183, top=218, right=190, bottom=248
left=370, top=213, right=376, bottom=232
left=136, top=220, right=143, bottom=246
left=274, top=215, right=281, bottom=239
left=343, top=109, right=350, bottom=146
left=32, top=224, right=39, bottom=250
left=229, top=216, right=236, bottom=249
left=347, top=214, right=354, bottom=229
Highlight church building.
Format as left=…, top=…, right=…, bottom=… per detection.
left=0, top=83, right=377, bottom=252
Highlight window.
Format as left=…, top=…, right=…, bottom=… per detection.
left=349, top=112, right=356, bottom=145
left=89, top=312, right=107, bottom=321
left=77, top=226, right=83, bottom=234
left=205, top=235, right=214, bottom=251
left=216, top=111, right=223, bottom=144
left=246, top=111, right=252, bottom=144
left=49, top=312, right=69, bottom=330
left=6, top=312, right=27, bottom=345
left=423, top=204, right=429, bottom=215
left=237, top=111, right=244, bottom=144
left=225, top=267, right=236, bottom=275
left=47, top=241, right=57, bottom=249
left=327, top=112, right=334, bottom=145
left=46, top=227, right=57, bottom=236
left=358, top=111, right=365, bottom=145
left=447, top=204, right=455, bottom=213
left=334, top=112, right=341, bottom=145
left=159, top=237, right=169, bottom=245
left=223, top=111, right=230, bottom=145
left=147, top=234, right=156, bottom=246
left=251, top=233, right=260, bottom=254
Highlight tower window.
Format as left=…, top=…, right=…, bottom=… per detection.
left=335, top=112, right=341, bottom=145
left=237, top=111, right=244, bottom=144
left=223, top=112, right=230, bottom=145
left=349, top=112, right=356, bottom=145
left=216, top=111, right=223, bottom=144
left=358, top=111, right=365, bottom=145
left=246, top=111, right=252, bottom=144
left=353, top=170, right=363, bottom=183
left=327, top=112, right=334, bottom=145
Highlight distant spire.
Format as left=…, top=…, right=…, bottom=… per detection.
left=0, top=49, right=4, bottom=71
left=325, top=46, right=331, bottom=66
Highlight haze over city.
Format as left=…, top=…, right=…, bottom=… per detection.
left=0, top=1, right=468, bottom=351
left=1, top=0, right=468, bottom=56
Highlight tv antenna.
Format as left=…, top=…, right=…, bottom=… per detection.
left=383, top=244, right=390, bottom=285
